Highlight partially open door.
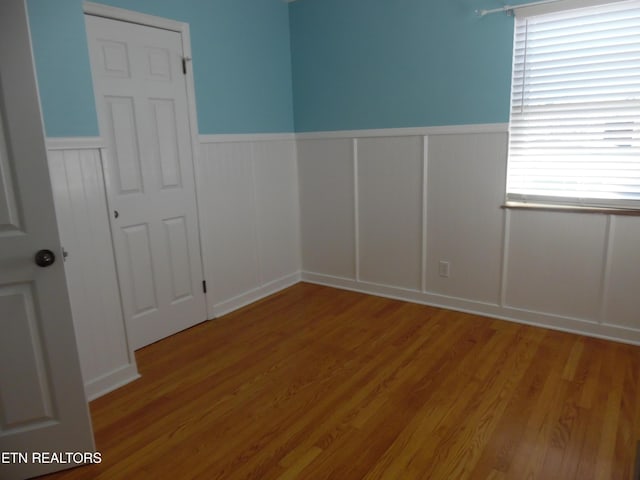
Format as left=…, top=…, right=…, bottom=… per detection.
left=0, top=1, right=95, bottom=479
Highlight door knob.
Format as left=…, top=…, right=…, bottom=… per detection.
left=35, top=249, right=56, bottom=267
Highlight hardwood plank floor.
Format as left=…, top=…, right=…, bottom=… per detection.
left=39, top=283, right=640, bottom=480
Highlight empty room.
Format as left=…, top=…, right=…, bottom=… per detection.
left=1, top=0, right=640, bottom=478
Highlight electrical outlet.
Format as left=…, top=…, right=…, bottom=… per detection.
left=438, top=260, right=450, bottom=278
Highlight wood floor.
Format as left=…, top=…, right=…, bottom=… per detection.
left=40, top=283, right=640, bottom=480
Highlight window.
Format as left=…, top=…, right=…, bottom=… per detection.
left=505, top=0, right=640, bottom=209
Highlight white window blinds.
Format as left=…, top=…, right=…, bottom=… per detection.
left=506, top=0, right=640, bottom=208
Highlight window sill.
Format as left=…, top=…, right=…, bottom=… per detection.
left=501, top=201, right=640, bottom=216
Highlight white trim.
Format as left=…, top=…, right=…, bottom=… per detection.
left=199, top=133, right=297, bottom=144
left=83, top=1, right=184, bottom=32
left=250, top=142, right=264, bottom=287
left=294, top=123, right=508, bottom=140
left=98, top=146, right=138, bottom=371
left=211, top=272, right=301, bottom=318
left=514, top=0, right=631, bottom=17
left=179, top=22, right=212, bottom=321
left=498, top=208, right=511, bottom=308
left=599, top=215, right=615, bottom=324
left=477, top=0, right=629, bottom=16
left=353, top=138, right=360, bottom=282
left=84, top=364, right=140, bottom=401
left=421, top=135, right=429, bottom=293
left=300, top=271, right=640, bottom=346
left=44, top=130, right=507, bottom=155
left=46, top=137, right=105, bottom=150
left=198, top=126, right=507, bottom=144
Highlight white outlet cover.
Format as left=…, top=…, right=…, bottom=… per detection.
left=438, top=260, right=450, bottom=278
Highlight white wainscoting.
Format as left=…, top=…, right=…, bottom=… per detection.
left=47, top=139, right=139, bottom=400
left=297, top=138, right=356, bottom=279
left=47, top=125, right=640, bottom=405
left=198, top=134, right=301, bottom=317
left=47, top=134, right=301, bottom=400
left=45, top=134, right=302, bottom=399
left=297, top=126, right=640, bottom=345
left=357, top=136, right=423, bottom=290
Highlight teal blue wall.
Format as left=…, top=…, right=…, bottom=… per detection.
left=289, top=0, right=516, bottom=132
left=28, top=0, right=99, bottom=137
left=28, top=0, right=521, bottom=136
left=27, top=0, right=294, bottom=136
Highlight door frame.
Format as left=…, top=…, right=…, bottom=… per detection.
left=83, top=1, right=211, bottom=321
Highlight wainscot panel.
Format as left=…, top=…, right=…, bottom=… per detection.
left=198, top=135, right=301, bottom=317
left=297, top=125, right=640, bottom=346
left=426, top=133, right=507, bottom=304
left=602, top=216, right=640, bottom=330
left=357, top=136, right=423, bottom=290
left=47, top=140, right=139, bottom=400
left=297, top=138, right=356, bottom=280
left=504, top=210, right=607, bottom=322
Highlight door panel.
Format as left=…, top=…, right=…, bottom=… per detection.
left=86, top=15, right=206, bottom=349
left=145, top=47, right=172, bottom=81
left=106, top=96, right=144, bottom=194
left=0, top=2, right=94, bottom=478
left=122, top=223, right=158, bottom=317
left=0, top=284, right=53, bottom=429
left=163, top=216, right=194, bottom=302
left=99, top=40, right=131, bottom=78
left=0, top=110, right=20, bottom=231
left=150, top=99, right=182, bottom=189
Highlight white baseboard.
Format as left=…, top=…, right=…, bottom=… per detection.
left=84, top=363, right=140, bottom=401
left=211, top=272, right=302, bottom=318
left=301, top=271, right=640, bottom=346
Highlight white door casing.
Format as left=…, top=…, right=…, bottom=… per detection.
left=85, top=12, right=207, bottom=349
left=0, top=1, right=95, bottom=479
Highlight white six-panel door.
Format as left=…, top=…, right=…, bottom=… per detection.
left=85, top=15, right=207, bottom=349
left=0, top=1, right=94, bottom=478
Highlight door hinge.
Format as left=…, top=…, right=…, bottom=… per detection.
left=181, top=57, right=192, bottom=75
left=202, top=280, right=207, bottom=294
